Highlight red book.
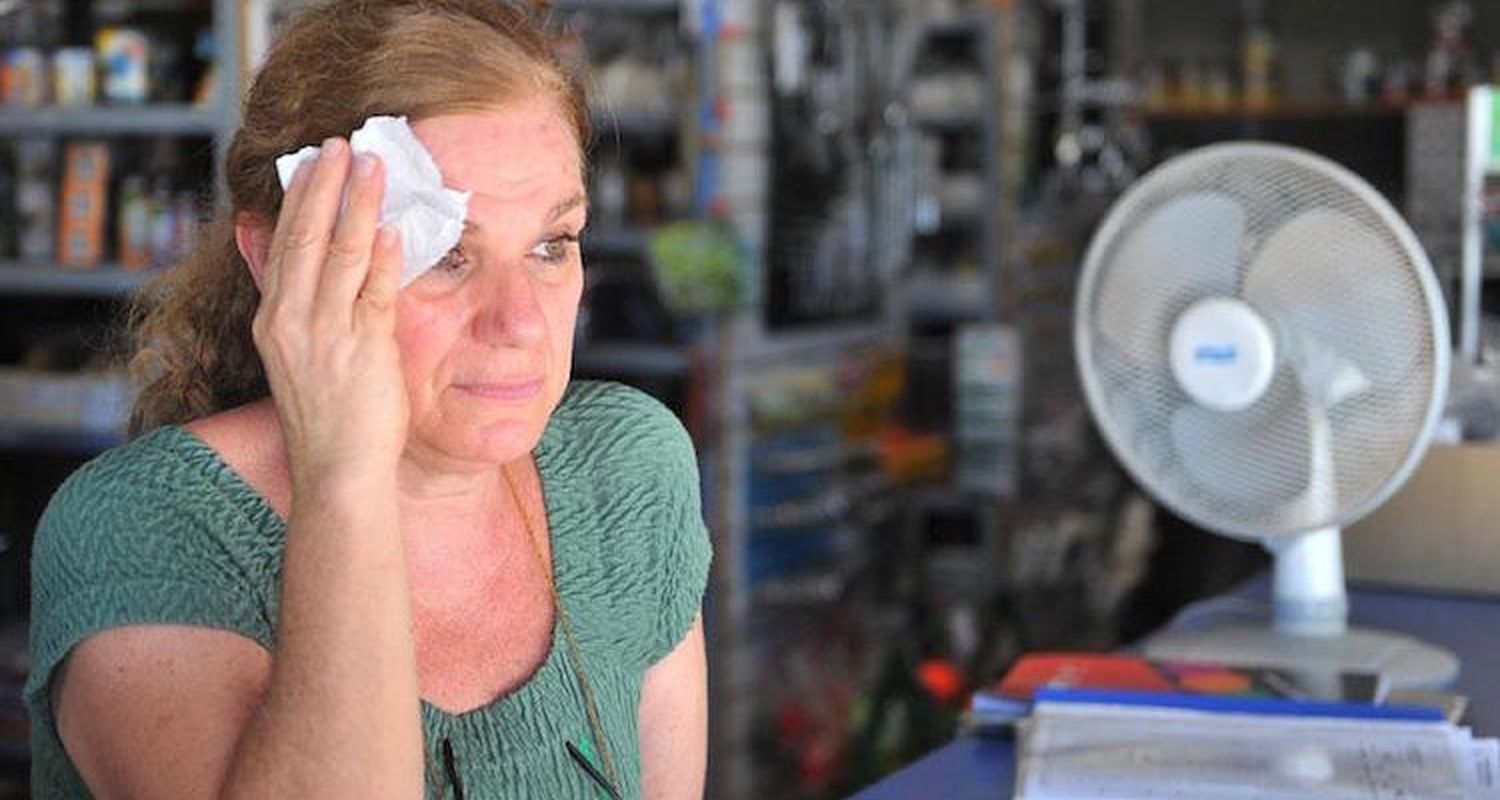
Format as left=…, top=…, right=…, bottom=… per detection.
left=991, top=652, right=1382, bottom=703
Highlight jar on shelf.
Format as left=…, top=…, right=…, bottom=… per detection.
left=96, top=27, right=150, bottom=105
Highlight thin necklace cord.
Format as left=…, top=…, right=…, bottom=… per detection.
left=501, top=460, right=622, bottom=792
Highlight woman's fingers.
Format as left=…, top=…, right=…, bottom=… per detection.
left=359, top=225, right=402, bottom=333
left=318, top=152, right=386, bottom=321
left=261, top=160, right=312, bottom=299
left=265, top=137, right=352, bottom=318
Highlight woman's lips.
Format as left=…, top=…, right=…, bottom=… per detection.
left=454, top=378, right=544, bottom=403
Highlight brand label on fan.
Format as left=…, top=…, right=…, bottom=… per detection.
left=1170, top=298, right=1275, bottom=412
left=1193, top=344, right=1239, bottom=365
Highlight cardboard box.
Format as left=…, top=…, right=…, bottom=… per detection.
left=1345, top=444, right=1500, bottom=597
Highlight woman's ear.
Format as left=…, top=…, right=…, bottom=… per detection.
left=234, top=212, right=273, bottom=292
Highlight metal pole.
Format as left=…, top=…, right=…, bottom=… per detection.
left=1461, top=86, right=1491, bottom=364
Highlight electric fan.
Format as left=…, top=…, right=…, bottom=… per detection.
left=1074, top=142, right=1459, bottom=689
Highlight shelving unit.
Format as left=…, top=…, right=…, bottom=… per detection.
left=904, top=9, right=1003, bottom=324
left=901, top=6, right=1008, bottom=521
left=0, top=4, right=242, bottom=788
left=701, top=2, right=1016, bottom=798
left=557, top=0, right=720, bottom=387
left=0, top=0, right=241, bottom=445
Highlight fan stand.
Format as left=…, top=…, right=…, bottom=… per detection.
left=1143, top=527, right=1461, bottom=691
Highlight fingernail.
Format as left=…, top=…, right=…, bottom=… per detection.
left=355, top=153, right=377, bottom=178
left=320, top=137, right=345, bottom=160
left=377, top=225, right=398, bottom=250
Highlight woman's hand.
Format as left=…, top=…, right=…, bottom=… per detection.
left=252, top=138, right=408, bottom=490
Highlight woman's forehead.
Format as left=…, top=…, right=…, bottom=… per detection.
left=412, top=102, right=584, bottom=200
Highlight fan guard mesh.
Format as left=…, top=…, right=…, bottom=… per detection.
left=1075, top=143, right=1449, bottom=540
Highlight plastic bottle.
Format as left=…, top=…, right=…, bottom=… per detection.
left=116, top=176, right=151, bottom=270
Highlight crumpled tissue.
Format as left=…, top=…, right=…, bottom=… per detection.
left=275, top=115, right=470, bottom=288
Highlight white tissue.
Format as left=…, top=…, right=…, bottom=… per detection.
left=274, top=115, right=471, bottom=288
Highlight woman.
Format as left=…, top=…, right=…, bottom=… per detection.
left=24, top=1, right=711, bottom=797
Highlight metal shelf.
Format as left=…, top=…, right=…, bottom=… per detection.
left=0, top=105, right=223, bottom=136
left=922, top=14, right=988, bottom=40
left=554, top=0, right=678, bottom=12
left=0, top=425, right=125, bottom=454
left=733, top=320, right=891, bottom=367
left=912, top=111, right=984, bottom=131
left=574, top=341, right=693, bottom=377
left=582, top=228, right=648, bottom=256
left=0, top=264, right=155, bottom=297
left=903, top=270, right=990, bottom=320
left=590, top=107, right=679, bottom=138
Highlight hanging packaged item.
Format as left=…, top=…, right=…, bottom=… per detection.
left=96, top=28, right=150, bottom=104
left=953, top=324, right=1021, bottom=497
left=57, top=142, right=111, bottom=269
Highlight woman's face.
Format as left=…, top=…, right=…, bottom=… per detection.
left=397, top=99, right=586, bottom=470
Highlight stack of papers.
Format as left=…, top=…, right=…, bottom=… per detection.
left=1016, top=701, right=1500, bottom=800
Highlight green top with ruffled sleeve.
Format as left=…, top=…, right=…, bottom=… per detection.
left=25, top=380, right=712, bottom=799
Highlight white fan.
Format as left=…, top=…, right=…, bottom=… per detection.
left=1075, top=142, right=1459, bottom=689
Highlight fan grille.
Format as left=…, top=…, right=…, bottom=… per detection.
left=1076, top=144, right=1448, bottom=539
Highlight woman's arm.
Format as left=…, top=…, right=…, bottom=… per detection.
left=54, top=480, right=420, bottom=800
left=54, top=140, right=424, bottom=799
left=637, top=612, right=708, bottom=799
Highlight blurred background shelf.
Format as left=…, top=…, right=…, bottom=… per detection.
left=589, top=107, right=679, bottom=138
left=574, top=341, right=694, bottom=377
left=553, top=0, right=679, bottom=13
left=0, top=106, right=222, bottom=136
left=911, top=112, right=986, bottom=131
left=0, top=265, right=153, bottom=298
left=0, top=425, right=126, bottom=456
left=582, top=227, right=648, bottom=257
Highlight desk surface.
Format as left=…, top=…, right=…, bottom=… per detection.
left=849, top=579, right=1500, bottom=800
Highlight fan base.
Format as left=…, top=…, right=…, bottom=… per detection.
left=1143, top=624, right=1460, bottom=691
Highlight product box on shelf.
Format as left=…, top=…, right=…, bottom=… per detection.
left=1345, top=442, right=1500, bottom=597
left=57, top=142, right=110, bottom=269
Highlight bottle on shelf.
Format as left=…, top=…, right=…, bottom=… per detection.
left=96, top=26, right=150, bottom=105
left=51, top=46, right=95, bottom=106
left=1240, top=1, right=1276, bottom=111
left=0, top=0, right=57, bottom=108
left=116, top=175, right=150, bottom=271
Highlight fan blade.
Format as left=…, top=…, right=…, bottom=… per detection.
left=1167, top=382, right=1313, bottom=529
left=1095, top=192, right=1245, bottom=365
left=1244, top=208, right=1441, bottom=513
left=1242, top=208, right=1429, bottom=402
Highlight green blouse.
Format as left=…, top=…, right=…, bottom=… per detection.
left=25, top=380, right=712, bottom=799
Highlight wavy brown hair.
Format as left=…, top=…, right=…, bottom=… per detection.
left=127, top=0, right=589, bottom=436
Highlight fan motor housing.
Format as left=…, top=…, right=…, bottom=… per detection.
left=1169, top=297, right=1276, bottom=413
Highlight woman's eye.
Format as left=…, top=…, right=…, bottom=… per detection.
left=432, top=245, right=470, bottom=274
left=531, top=234, right=579, bottom=266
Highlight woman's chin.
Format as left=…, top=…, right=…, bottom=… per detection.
left=430, top=418, right=544, bottom=465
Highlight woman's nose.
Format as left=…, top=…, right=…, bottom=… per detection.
left=469, top=263, right=546, bottom=347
